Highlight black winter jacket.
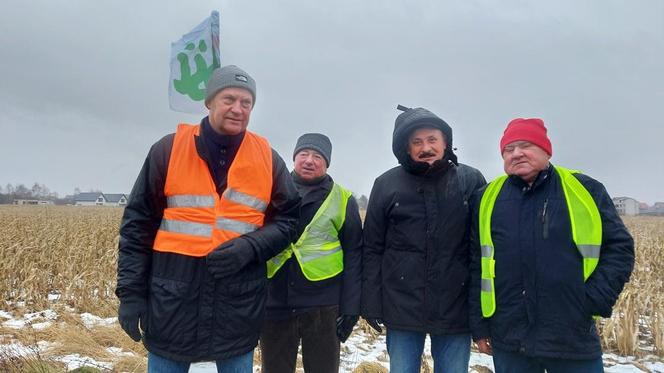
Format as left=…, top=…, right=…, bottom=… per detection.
left=362, top=161, right=486, bottom=334
left=116, top=120, right=300, bottom=362
left=468, top=165, right=634, bottom=359
left=265, top=174, right=363, bottom=319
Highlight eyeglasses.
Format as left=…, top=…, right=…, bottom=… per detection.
left=502, top=141, right=533, bottom=154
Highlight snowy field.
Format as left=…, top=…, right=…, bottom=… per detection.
left=2, top=307, right=663, bottom=372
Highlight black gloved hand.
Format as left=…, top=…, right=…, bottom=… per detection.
left=118, top=299, right=146, bottom=342
left=364, top=317, right=384, bottom=333
left=336, top=314, right=359, bottom=342
left=206, top=237, right=256, bottom=280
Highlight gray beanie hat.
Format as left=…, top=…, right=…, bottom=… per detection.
left=293, top=133, right=332, bottom=167
left=205, top=65, right=256, bottom=106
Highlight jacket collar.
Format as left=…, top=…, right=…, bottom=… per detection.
left=401, top=154, right=456, bottom=178
left=508, top=163, right=554, bottom=192
left=199, top=117, right=245, bottom=148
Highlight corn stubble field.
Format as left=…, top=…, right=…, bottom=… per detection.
left=0, top=205, right=662, bottom=372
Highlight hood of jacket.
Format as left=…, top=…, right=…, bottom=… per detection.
left=392, top=107, right=458, bottom=173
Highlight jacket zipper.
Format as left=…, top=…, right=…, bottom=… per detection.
left=542, top=199, right=549, bottom=239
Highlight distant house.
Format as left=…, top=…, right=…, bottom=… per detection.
left=639, top=202, right=651, bottom=214
left=654, top=202, right=664, bottom=215
left=104, top=194, right=128, bottom=206
left=73, top=192, right=128, bottom=206
left=74, top=193, right=106, bottom=206
left=612, top=197, right=639, bottom=216
left=13, top=199, right=54, bottom=205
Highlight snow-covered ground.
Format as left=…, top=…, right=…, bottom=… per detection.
left=1, top=307, right=662, bottom=372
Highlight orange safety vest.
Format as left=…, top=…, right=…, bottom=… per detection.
left=152, top=123, right=273, bottom=257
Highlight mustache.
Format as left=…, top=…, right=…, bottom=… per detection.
left=418, top=151, right=437, bottom=158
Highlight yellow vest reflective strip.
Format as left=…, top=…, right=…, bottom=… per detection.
left=479, top=166, right=602, bottom=318
left=216, top=217, right=259, bottom=235
left=267, top=183, right=352, bottom=281
left=480, top=245, right=495, bottom=293
left=223, top=188, right=268, bottom=212
left=166, top=195, right=216, bottom=208
left=159, top=219, right=213, bottom=237
left=299, top=243, right=342, bottom=263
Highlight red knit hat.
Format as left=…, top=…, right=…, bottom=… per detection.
left=500, top=118, right=552, bottom=156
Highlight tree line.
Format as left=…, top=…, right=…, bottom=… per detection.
left=0, top=183, right=93, bottom=205
left=0, top=182, right=369, bottom=208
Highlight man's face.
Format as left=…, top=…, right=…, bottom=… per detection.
left=294, top=149, right=328, bottom=181
left=207, top=87, right=253, bottom=135
left=502, top=141, right=551, bottom=184
left=407, top=127, right=446, bottom=165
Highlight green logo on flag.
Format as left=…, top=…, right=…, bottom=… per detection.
left=173, top=40, right=220, bottom=101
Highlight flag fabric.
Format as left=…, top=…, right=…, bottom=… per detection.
left=169, top=11, right=220, bottom=114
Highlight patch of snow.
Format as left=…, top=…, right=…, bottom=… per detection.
left=470, top=351, right=495, bottom=371
left=0, top=342, right=37, bottom=357
left=605, top=363, right=650, bottom=372
left=645, top=361, right=664, bottom=373
left=605, top=353, right=637, bottom=364
left=106, top=346, right=135, bottom=358
left=2, top=309, right=58, bottom=329
left=37, top=340, right=53, bottom=350
left=190, top=362, right=217, bottom=372
left=3, top=318, right=27, bottom=329
left=32, top=321, right=53, bottom=330
left=55, top=353, right=113, bottom=371
left=0, top=310, right=13, bottom=319
left=340, top=330, right=388, bottom=371
left=80, top=313, right=117, bottom=329
left=23, top=309, right=58, bottom=322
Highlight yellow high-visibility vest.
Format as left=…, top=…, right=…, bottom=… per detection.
left=267, top=183, right=352, bottom=281
left=479, top=166, right=602, bottom=318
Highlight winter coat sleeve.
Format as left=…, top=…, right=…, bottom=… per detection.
left=116, top=135, right=172, bottom=303
left=361, top=178, right=387, bottom=318
left=241, top=150, right=301, bottom=263
left=576, top=174, right=635, bottom=318
left=468, top=186, right=491, bottom=341
left=339, top=196, right=363, bottom=316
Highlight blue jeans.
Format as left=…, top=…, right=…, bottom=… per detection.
left=147, top=351, right=253, bottom=373
left=386, top=329, right=470, bottom=373
left=493, top=347, right=604, bottom=373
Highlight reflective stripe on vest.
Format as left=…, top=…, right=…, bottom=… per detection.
left=153, top=123, right=273, bottom=257
left=478, top=166, right=602, bottom=318
left=266, top=183, right=352, bottom=281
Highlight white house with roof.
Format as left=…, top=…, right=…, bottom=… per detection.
left=612, top=197, right=639, bottom=216
left=104, top=194, right=128, bottom=206
left=74, top=193, right=128, bottom=206
left=74, top=192, right=106, bottom=206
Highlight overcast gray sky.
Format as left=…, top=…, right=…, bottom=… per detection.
left=1, top=1, right=662, bottom=203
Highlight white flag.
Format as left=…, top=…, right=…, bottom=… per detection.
left=169, top=11, right=220, bottom=114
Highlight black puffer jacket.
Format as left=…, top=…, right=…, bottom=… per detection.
left=362, top=107, right=486, bottom=334
left=468, top=165, right=635, bottom=359
left=116, top=119, right=300, bottom=362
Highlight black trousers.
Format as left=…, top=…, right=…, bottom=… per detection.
left=260, top=305, right=340, bottom=373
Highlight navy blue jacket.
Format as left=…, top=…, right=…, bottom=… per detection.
left=469, top=165, right=634, bottom=359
